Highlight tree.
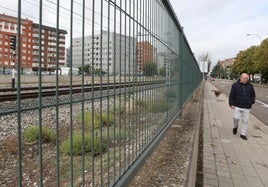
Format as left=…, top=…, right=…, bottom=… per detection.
left=210, top=62, right=220, bottom=78
left=159, top=66, right=166, bottom=77
left=79, top=64, right=91, bottom=75
left=143, top=61, right=157, bottom=76
left=232, top=46, right=261, bottom=80
left=232, top=50, right=249, bottom=75
left=230, top=39, right=268, bottom=83
left=93, top=68, right=107, bottom=75
left=256, top=38, right=268, bottom=82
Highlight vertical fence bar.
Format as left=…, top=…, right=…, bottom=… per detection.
left=17, top=0, right=22, bottom=186
left=66, top=0, right=74, bottom=183
left=112, top=0, right=117, bottom=183
left=131, top=0, right=136, bottom=165
left=138, top=0, right=142, bottom=156
left=118, top=0, right=122, bottom=176
left=81, top=0, right=86, bottom=185
left=100, top=0, right=104, bottom=185
left=123, top=0, right=127, bottom=173
left=127, top=0, right=132, bottom=168
left=37, top=0, right=44, bottom=185
left=151, top=0, right=155, bottom=142
left=142, top=0, right=146, bottom=152
left=91, top=0, right=95, bottom=186
left=56, top=0, right=63, bottom=185
left=134, top=0, right=139, bottom=163
left=107, top=1, right=111, bottom=185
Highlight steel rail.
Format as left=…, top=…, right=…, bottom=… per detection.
left=0, top=80, right=165, bottom=102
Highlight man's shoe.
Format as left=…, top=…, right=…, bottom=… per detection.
left=233, top=127, right=238, bottom=135
left=240, top=135, right=247, bottom=140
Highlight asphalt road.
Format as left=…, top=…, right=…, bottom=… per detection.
left=210, top=79, right=268, bottom=126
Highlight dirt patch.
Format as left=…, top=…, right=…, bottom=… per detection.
left=128, top=85, right=203, bottom=187
left=195, top=106, right=204, bottom=187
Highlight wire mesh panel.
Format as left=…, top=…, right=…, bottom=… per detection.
left=0, top=0, right=201, bottom=186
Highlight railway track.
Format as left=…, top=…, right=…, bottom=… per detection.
left=0, top=80, right=165, bottom=102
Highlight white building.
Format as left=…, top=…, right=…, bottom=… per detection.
left=72, top=31, right=136, bottom=75
left=58, top=67, right=79, bottom=76
left=157, top=52, right=169, bottom=71
left=198, top=60, right=209, bottom=73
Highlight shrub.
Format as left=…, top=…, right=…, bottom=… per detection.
left=77, top=111, right=115, bottom=129
left=149, top=98, right=169, bottom=113
left=77, top=111, right=93, bottom=126
left=60, top=133, right=107, bottom=155
left=24, top=125, right=55, bottom=143
left=61, top=133, right=90, bottom=155
left=165, top=88, right=177, bottom=98
left=110, top=105, right=125, bottom=115
left=77, top=111, right=99, bottom=129
left=99, top=112, right=114, bottom=126
left=135, top=98, right=146, bottom=106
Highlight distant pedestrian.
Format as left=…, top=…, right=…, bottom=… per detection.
left=229, top=73, right=255, bottom=140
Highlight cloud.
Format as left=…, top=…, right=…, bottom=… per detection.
left=2, top=0, right=267, bottom=68
left=169, top=0, right=268, bottom=66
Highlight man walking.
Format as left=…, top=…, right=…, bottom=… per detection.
left=229, top=73, right=256, bottom=140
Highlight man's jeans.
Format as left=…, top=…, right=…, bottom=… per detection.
left=233, top=107, right=250, bottom=136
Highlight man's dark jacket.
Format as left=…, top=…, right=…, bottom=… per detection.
left=229, top=79, right=255, bottom=109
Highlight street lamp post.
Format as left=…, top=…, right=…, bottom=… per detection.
left=246, top=33, right=262, bottom=84
left=246, top=33, right=262, bottom=42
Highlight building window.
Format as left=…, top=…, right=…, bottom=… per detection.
left=4, top=21, right=8, bottom=27
left=10, top=23, right=15, bottom=29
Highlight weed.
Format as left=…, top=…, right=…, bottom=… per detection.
left=60, top=133, right=108, bottom=155
left=77, top=111, right=115, bottom=129
left=24, top=125, right=56, bottom=143
left=149, top=98, right=170, bottom=113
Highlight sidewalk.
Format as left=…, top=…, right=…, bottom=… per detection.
left=203, top=81, right=268, bottom=187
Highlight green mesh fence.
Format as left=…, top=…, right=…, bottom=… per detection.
left=0, top=0, right=201, bottom=186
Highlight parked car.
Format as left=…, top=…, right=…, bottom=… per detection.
left=0, top=69, right=11, bottom=75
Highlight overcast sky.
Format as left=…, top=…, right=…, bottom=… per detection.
left=169, top=0, right=268, bottom=67
left=1, top=0, right=268, bottom=68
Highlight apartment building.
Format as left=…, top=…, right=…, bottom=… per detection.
left=72, top=31, right=136, bottom=75
left=0, top=14, right=67, bottom=72
left=219, top=58, right=235, bottom=68
left=0, top=14, right=33, bottom=69
left=136, top=41, right=157, bottom=74
left=32, top=23, right=67, bottom=72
